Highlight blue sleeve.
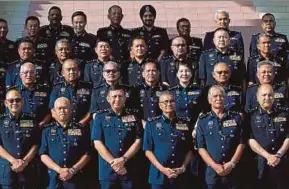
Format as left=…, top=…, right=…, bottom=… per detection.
left=196, top=120, right=206, bottom=149
left=83, top=63, right=91, bottom=82
left=198, top=53, right=206, bottom=80
left=5, top=66, right=14, bottom=88
left=203, top=33, right=212, bottom=51
left=143, top=122, right=153, bottom=151
left=159, top=59, right=167, bottom=83
left=91, top=115, right=103, bottom=141
left=90, top=89, right=99, bottom=113
left=39, top=129, right=49, bottom=155
left=249, top=35, right=258, bottom=57
left=49, top=88, right=58, bottom=109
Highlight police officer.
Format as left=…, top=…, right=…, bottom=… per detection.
left=248, top=84, right=289, bottom=189
left=40, top=97, right=91, bottom=189
left=169, top=63, right=203, bottom=123
left=90, top=61, right=134, bottom=118
left=49, top=59, right=92, bottom=125
left=121, top=37, right=150, bottom=86
left=6, top=38, right=49, bottom=88
left=92, top=85, right=142, bottom=189
left=0, top=88, right=39, bottom=189
left=249, top=13, right=288, bottom=61
left=160, top=36, right=198, bottom=86
left=96, top=5, right=131, bottom=63
left=196, top=85, right=245, bottom=189
left=134, top=61, right=167, bottom=122
left=0, top=18, right=17, bottom=63
left=245, top=60, right=289, bottom=111
left=15, top=62, right=50, bottom=127
left=176, top=18, right=203, bottom=62
left=16, top=16, right=53, bottom=61
left=131, top=5, right=169, bottom=62
left=143, top=91, right=193, bottom=189
left=203, top=62, right=244, bottom=113
left=84, top=39, right=112, bottom=87
left=203, top=10, right=244, bottom=55
left=247, top=33, right=286, bottom=85
left=48, top=39, right=85, bottom=85
left=71, top=11, right=97, bottom=61
left=199, top=28, right=245, bottom=88
left=39, top=6, right=74, bottom=46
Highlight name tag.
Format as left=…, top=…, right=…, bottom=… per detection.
left=227, top=91, right=240, bottom=96
left=274, top=117, right=287, bottom=122
left=77, top=89, right=90, bottom=95
left=223, top=119, right=237, bottom=127
left=152, top=35, right=161, bottom=38
left=51, top=129, right=57, bottom=136
left=60, top=31, right=70, bottom=37
left=121, top=115, right=136, bottom=123
left=20, top=120, right=33, bottom=128
left=37, top=43, right=48, bottom=48
left=176, top=123, right=189, bottom=131
left=67, top=129, right=82, bottom=136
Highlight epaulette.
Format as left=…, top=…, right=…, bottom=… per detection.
left=147, top=115, right=161, bottom=122
left=168, top=85, right=178, bottom=90
left=275, top=32, right=287, bottom=37
left=246, top=107, right=258, bottom=113
left=7, top=60, right=19, bottom=65
left=131, top=27, right=142, bottom=31
left=7, top=85, right=19, bottom=91
left=62, top=25, right=73, bottom=29
left=178, top=116, right=191, bottom=122
left=203, top=48, right=215, bottom=53
left=79, top=80, right=93, bottom=86
left=86, top=58, right=98, bottom=64
left=275, top=106, right=289, bottom=112
left=275, top=82, right=287, bottom=87
left=192, top=36, right=202, bottom=41
left=247, top=83, right=259, bottom=88
left=198, top=112, right=210, bottom=119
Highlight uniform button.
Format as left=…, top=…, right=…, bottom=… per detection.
left=119, top=149, right=122, bottom=152
left=271, top=132, right=273, bottom=134
left=64, top=165, right=67, bottom=168
left=221, top=138, right=224, bottom=141
left=64, top=158, right=66, bottom=161
left=119, top=140, right=122, bottom=143
left=222, top=154, right=225, bottom=156
left=151, top=110, right=154, bottom=113
left=63, top=151, right=66, bottom=154
left=172, top=146, right=175, bottom=149
left=17, top=153, right=20, bottom=156
left=17, top=145, right=20, bottom=148
left=172, top=154, right=175, bottom=156
left=171, top=161, right=175, bottom=164
left=63, top=145, right=66, bottom=147
left=17, top=138, right=20, bottom=141
left=119, top=133, right=121, bottom=135
left=171, top=140, right=174, bottom=142
left=272, top=147, right=275, bottom=151
left=221, top=146, right=224, bottom=148
left=272, top=139, right=274, bottom=142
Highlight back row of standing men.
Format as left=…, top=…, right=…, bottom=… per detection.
left=0, top=3, right=289, bottom=189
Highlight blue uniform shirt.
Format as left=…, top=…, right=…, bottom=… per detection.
left=247, top=106, right=289, bottom=178
left=196, top=110, right=245, bottom=185
left=39, top=121, right=90, bottom=189
left=131, top=26, right=169, bottom=60
left=204, top=30, right=244, bottom=55
left=0, top=113, right=39, bottom=185
left=247, top=54, right=287, bottom=84
left=143, top=115, right=193, bottom=184
left=49, top=80, right=92, bottom=122
left=91, top=108, right=143, bottom=181
left=245, top=83, right=289, bottom=112
left=199, top=49, right=245, bottom=87
left=160, top=55, right=198, bottom=86
left=71, top=31, right=97, bottom=61
left=169, top=84, right=203, bottom=123
left=97, top=25, right=131, bottom=63
left=0, top=39, right=17, bottom=63
left=84, top=58, right=105, bottom=87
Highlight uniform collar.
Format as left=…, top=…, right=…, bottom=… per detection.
left=214, top=48, right=230, bottom=55
left=209, top=110, right=229, bottom=120
left=63, top=79, right=80, bottom=88
left=74, top=30, right=87, bottom=38
left=161, top=114, right=177, bottom=124
left=258, top=105, right=276, bottom=115
left=109, top=25, right=123, bottom=30
left=141, top=26, right=156, bottom=32
left=7, top=112, right=23, bottom=121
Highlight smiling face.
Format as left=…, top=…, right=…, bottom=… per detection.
left=72, top=15, right=86, bottom=34
left=26, top=19, right=40, bottom=37
left=107, top=89, right=126, bottom=110
left=48, top=8, right=62, bottom=25
left=18, top=42, right=34, bottom=60
left=0, top=21, right=8, bottom=39
left=177, top=64, right=192, bottom=84
left=257, top=64, right=274, bottom=84
left=5, top=90, right=23, bottom=115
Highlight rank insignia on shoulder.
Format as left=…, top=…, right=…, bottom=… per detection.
left=20, top=120, right=34, bottom=128
left=273, top=117, right=286, bottom=122
left=223, top=119, right=237, bottom=127
left=67, top=129, right=82, bottom=136
left=121, top=115, right=136, bottom=123
left=176, top=123, right=189, bottom=131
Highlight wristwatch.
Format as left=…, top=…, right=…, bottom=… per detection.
left=275, top=153, right=283, bottom=159
left=69, top=167, right=76, bottom=175
left=231, top=161, right=237, bottom=168
left=122, top=156, right=128, bottom=163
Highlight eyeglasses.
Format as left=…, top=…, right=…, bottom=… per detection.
left=21, top=71, right=35, bottom=75
left=104, top=69, right=118, bottom=74
left=6, top=98, right=22, bottom=103
left=159, top=100, right=176, bottom=105
left=215, top=71, right=229, bottom=75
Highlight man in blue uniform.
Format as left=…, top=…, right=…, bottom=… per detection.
left=97, top=5, right=131, bottom=63
left=39, top=6, right=74, bottom=47
left=131, top=5, right=169, bottom=62
left=92, top=85, right=142, bottom=189
left=84, top=39, right=112, bottom=87
left=71, top=11, right=96, bottom=61
left=6, top=38, right=49, bottom=88
left=248, top=84, right=289, bottom=189
left=199, top=28, right=245, bottom=88
left=176, top=18, right=203, bottom=62
left=16, top=16, right=53, bottom=61
left=40, top=97, right=91, bottom=189
left=196, top=85, right=245, bottom=189
left=203, top=62, right=244, bottom=113
left=245, top=60, right=289, bottom=111
left=247, top=33, right=286, bottom=85
left=90, top=61, right=134, bottom=118
left=0, top=89, right=39, bottom=189
left=121, top=37, right=149, bottom=86
left=143, top=91, right=193, bottom=189
left=160, top=36, right=198, bottom=86
left=0, top=18, right=17, bottom=64
left=49, top=59, right=92, bottom=126
left=249, top=13, right=288, bottom=61
left=203, top=10, right=244, bottom=55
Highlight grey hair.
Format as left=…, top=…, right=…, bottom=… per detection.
left=159, top=91, right=174, bottom=101
left=55, top=38, right=71, bottom=50
left=257, top=33, right=271, bottom=44
left=214, top=10, right=230, bottom=21
left=103, top=61, right=120, bottom=71
left=20, top=62, right=36, bottom=74
left=257, top=60, right=274, bottom=72
left=213, top=62, right=230, bottom=73
left=208, top=85, right=225, bottom=98
left=54, top=97, right=71, bottom=109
